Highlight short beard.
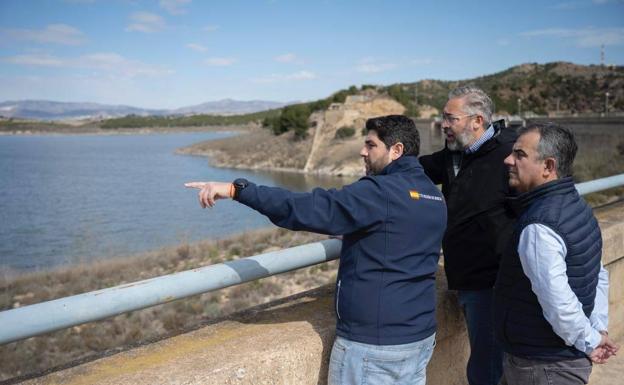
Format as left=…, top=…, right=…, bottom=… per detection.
left=365, top=158, right=389, bottom=176
left=447, top=122, right=475, bottom=152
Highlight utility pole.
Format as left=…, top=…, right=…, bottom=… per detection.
left=517, top=98, right=522, bottom=117
left=601, top=44, right=605, bottom=66
left=605, top=92, right=610, bottom=115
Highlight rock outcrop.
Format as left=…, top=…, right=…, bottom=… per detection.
left=303, top=94, right=405, bottom=176
left=178, top=92, right=406, bottom=177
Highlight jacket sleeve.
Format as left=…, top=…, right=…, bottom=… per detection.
left=236, top=178, right=387, bottom=235
left=419, top=150, right=446, bottom=185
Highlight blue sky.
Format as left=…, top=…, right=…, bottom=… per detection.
left=1, top=0, right=623, bottom=109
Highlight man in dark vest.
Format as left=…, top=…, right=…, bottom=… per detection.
left=495, top=123, right=619, bottom=384
left=186, top=115, right=447, bottom=385
left=420, top=85, right=516, bottom=385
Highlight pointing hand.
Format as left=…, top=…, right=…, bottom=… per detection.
left=184, top=181, right=233, bottom=208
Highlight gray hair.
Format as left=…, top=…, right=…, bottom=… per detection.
left=519, top=122, right=577, bottom=178
left=448, top=85, right=494, bottom=127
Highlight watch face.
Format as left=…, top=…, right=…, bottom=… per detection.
left=233, top=179, right=249, bottom=199
left=234, top=178, right=248, bottom=189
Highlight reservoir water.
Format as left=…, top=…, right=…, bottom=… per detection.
left=0, top=132, right=355, bottom=274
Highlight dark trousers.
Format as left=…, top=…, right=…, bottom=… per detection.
left=499, top=353, right=592, bottom=385
left=458, top=289, right=504, bottom=385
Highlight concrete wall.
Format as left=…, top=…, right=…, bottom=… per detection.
left=22, top=202, right=624, bottom=385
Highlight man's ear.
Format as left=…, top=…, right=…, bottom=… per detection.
left=391, top=142, right=404, bottom=160
left=544, top=157, right=557, bottom=177
left=472, top=115, right=485, bottom=131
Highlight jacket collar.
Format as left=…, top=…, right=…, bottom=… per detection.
left=443, top=119, right=506, bottom=156
left=379, top=155, right=422, bottom=176
left=507, top=176, right=577, bottom=215
left=466, top=123, right=503, bottom=156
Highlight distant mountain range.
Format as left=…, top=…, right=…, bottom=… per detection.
left=3, top=62, right=622, bottom=122
left=0, top=99, right=291, bottom=120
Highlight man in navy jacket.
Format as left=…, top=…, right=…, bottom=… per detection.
left=186, top=115, right=447, bottom=385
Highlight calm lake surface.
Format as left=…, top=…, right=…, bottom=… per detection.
left=0, top=132, right=356, bottom=274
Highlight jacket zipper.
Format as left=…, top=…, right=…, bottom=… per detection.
left=336, top=280, right=342, bottom=320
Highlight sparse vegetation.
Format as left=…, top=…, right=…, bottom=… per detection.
left=264, top=103, right=311, bottom=139
left=0, top=119, right=98, bottom=133
left=0, top=228, right=338, bottom=381
left=386, top=84, right=420, bottom=117
left=100, top=109, right=281, bottom=129
left=260, top=86, right=363, bottom=139
left=334, top=126, right=356, bottom=140
left=380, top=62, right=624, bottom=116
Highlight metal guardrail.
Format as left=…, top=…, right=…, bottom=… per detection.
left=1, top=173, right=623, bottom=345
left=575, top=174, right=624, bottom=196
left=0, top=239, right=341, bottom=345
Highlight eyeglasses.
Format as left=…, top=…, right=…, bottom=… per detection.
left=441, top=113, right=476, bottom=124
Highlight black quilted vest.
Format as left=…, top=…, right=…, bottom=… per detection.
left=494, top=177, right=602, bottom=359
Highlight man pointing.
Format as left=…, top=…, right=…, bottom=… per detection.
left=186, top=115, right=447, bottom=385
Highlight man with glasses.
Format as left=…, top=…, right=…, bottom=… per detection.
left=420, top=86, right=517, bottom=385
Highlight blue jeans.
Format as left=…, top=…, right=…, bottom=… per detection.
left=327, top=333, right=436, bottom=385
left=458, top=289, right=504, bottom=385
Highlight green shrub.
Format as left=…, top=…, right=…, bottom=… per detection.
left=335, top=126, right=356, bottom=139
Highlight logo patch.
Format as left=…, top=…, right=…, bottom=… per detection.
left=409, top=190, right=443, bottom=202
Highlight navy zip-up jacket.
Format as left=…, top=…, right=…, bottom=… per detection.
left=237, top=156, right=447, bottom=345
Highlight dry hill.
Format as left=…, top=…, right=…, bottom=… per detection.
left=178, top=92, right=406, bottom=176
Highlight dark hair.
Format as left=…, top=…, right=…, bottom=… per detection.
left=519, top=122, right=577, bottom=178
left=365, top=115, right=420, bottom=157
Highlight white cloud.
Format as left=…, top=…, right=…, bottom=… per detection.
left=355, top=58, right=397, bottom=73
left=204, top=57, right=237, bottom=66
left=126, top=12, right=166, bottom=33
left=2, top=52, right=173, bottom=78
left=2, top=54, right=65, bottom=67
left=79, top=53, right=173, bottom=76
left=274, top=53, right=298, bottom=63
left=1, top=24, right=87, bottom=45
left=410, top=58, right=434, bottom=65
left=520, top=27, right=624, bottom=47
left=202, top=25, right=219, bottom=32
left=186, top=43, right=208, bottom=52
left=252, top=70, right=316, bottom=83
left=160, top=0, right=191, bottom=15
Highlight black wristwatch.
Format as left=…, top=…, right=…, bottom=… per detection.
left=232, top=178, right=249, bottom=200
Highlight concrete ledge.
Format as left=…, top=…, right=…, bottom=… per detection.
left=20, top=202, right=624, bottom=385
left=594, top=202, right=624, bottom=338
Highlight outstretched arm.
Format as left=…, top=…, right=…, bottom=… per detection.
left=185, top=179, right=386, bottom=235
